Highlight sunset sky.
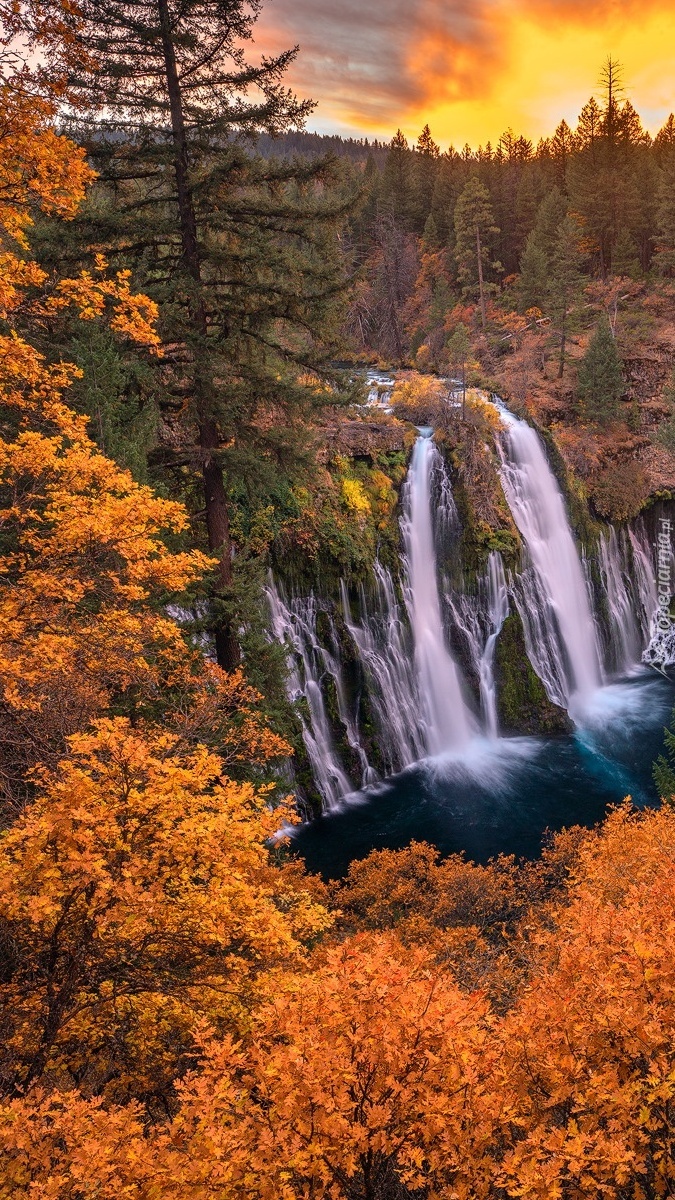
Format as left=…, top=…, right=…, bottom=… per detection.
left=254, top=0, right=675, bottom=148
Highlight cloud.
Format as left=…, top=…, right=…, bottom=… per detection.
left=252, top=0, right=675, bottom=142
left=254, top=0, right=501, bottom=130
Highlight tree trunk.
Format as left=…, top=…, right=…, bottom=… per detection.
left=157, top=0, right=239, bottom=670
left=200, top=419, right=240, bottom=671
left=476, top=224, right=487, bottom=329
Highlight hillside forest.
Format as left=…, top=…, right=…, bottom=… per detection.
left=3, top=2, right=675, bottom=1198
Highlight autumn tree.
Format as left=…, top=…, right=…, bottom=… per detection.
left=0, top=718, right=329, bottom=1107
left=454, top=176, right=501, bottom=327
left=0, top=4, right=216, bottom=805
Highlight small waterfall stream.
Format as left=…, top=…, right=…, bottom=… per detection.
left=266, top=584, right=357, bottom=810
left=401, top=433, right=476, bottom=754
left=498, top=414, right=603, bottom=713
left=340, top=566, right=424, bottom=773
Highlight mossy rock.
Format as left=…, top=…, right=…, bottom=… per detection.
left=495, top=613, right=572, bottom=736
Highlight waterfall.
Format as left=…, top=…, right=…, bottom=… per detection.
left=480, top=553, right=510, bottom=737
left=597, top=526, right=648, bottom=673
left=267, top=388, right=671, bottom=812
left=340, top=566, right=425, bottom=773
left=269, top=431, right=477, bottom=808
left=498, top=415, right=603, bottom=712
left=447, top=552, right=509, bottom=738
left=266, top=582, right=365, bottom=810
left=401, top=433, right=476, bottom=754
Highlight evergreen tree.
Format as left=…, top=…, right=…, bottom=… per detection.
left=654, top=152, right=675, bottom=275
left=430, top=150, right=462, bottom=245
left=576, top=97, right=603, bottom=160
left=654, top=114, right=675, bottom=160
left=547, top=216, right=584, bottom=378
left=612, top=228, right=640, bottom=278
left=411, top=124, right=440, bottom=230
left=381, top=129, right=414, bottom=225
left=518, top=232, right=549, bottom=312
left=577, top=316, right=624, bottom=423
left=517, top=188, right=567, bottom=311
left=453, top=177, right=501, bottom=327
left=64, top=0, right=354, bottom=670
left=550, top=119, right=576, bottom=187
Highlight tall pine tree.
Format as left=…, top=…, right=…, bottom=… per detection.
left=64, top=0, right=354, bottom=669
left=453, top=177, right=501, bottom=327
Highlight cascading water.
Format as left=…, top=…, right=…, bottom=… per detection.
left=267, top=386, right=669, bottom=820
left=480, top=553, right=510, bottom=737
left=269, top=431, right=479, bottom=808
left=447, top=552, right=509, bottom=738
left=340, top=566, right=425, bottom=773
left=266, top=582, right=360, bottom=810
left=400, top=433, right=476, bottom=754
left=498, top=414, right=603, bottom=713
left=597, top=526, right=653, bottom=673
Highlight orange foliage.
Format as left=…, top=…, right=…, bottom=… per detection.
left=0, top=369, right=211, bottom=801
left=0, top=719, right=330, bottom=1104
left=167, top=662, right=292, bottom=766
left=0, top=29, right=202, bottom=802
left=3, top=806, right=675, bottom=1197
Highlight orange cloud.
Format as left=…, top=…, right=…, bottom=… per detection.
left=253, top=0, right=675, bottom=145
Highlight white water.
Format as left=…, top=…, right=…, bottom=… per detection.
left=401, top=433, right=476, bottom=754
left=597, top=525, right=655, bottom=673
left=266, top=582, right=360, bottom=810
left=480, top=553, right=510, bottom=737
left=340, top=567, right=425, bottom=773
left=447, top=552, right=509, bottom=738
left=498, top=415, right=603, bottom=714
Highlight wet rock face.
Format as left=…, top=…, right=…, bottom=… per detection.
left=494, top=613, right=573, bottom=737
left=316, top=418, right=410, bottom=462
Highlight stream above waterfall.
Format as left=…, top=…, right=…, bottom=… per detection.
left=269, top=381, right=675, bottom=877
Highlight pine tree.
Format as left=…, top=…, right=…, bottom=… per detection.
left=654, top=114, right=675, bottom=160
left=63, top=0, right=353, bottom=671
left=576, top=97, right=603, bottom=160
left=577, top=316, right=624, bottom=423
left=453, top=177, right=501, bottom=327
left=517, top=188, right=567, bottom=311
left=654, top=152, right=675, bottom=275
left=547, top=216, right=584, bottom=378
left=550, top=119, right=576, bottom=187
left=381, top=129, right=415, bottom=225
left=411, top=124, right=441, bottom=231
left=518, top=233, right=549, bottom=312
